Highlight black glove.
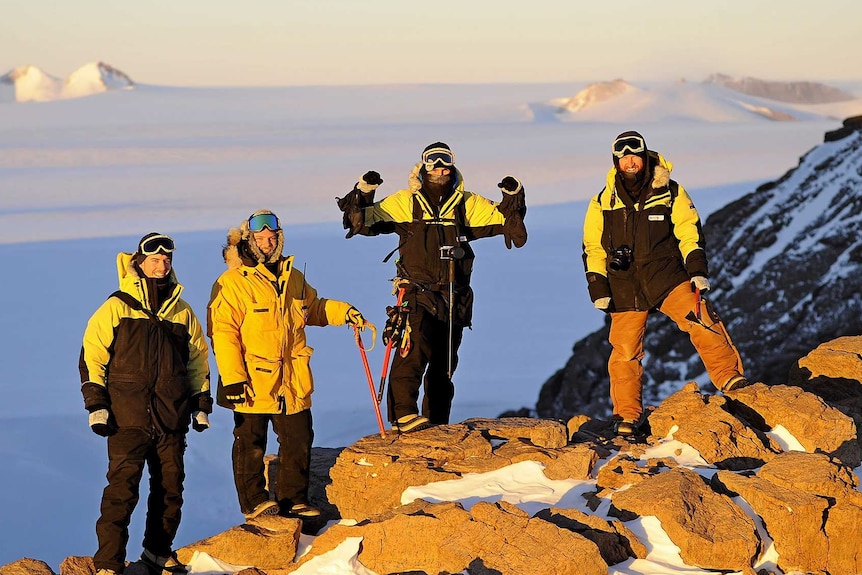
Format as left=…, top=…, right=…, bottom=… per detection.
left=88, top=407, right=118, bottom=437
left=497, top=176, right=523, bottom=194
left=362, top=171, right=383, bottom=186
left=222, top=382, right=247, bottom=405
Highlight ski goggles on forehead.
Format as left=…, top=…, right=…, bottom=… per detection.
left=247, top=212, right=280, bottom=232
left=612, top=135, right=646, bottom=158
left=139, top=234, right=175, bottom=256
left=422, top=148, right=455, bottom=171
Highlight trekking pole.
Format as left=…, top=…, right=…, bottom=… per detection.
left=447, top=255, right=455, bottom=379
left=439, top=245, right=464, bottom=379
left=353, top=325, right=386, bottom=438
left=377, top=286, right=405, bottom=403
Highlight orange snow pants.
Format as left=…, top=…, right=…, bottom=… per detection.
left=607, top=282, right=744, bottom=422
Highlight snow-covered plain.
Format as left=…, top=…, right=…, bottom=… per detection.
left=1, top=80, right=861, bottom=573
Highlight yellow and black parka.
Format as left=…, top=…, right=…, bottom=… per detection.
left=79, top=252, right=211, bottom=432
left=338, top=163, right=527, bottom=326
left=582, top=152, right=707, bottom=312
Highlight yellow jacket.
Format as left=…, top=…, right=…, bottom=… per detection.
left=208, top=253, right=352, bottom=415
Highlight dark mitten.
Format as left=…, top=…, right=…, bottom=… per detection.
left=497, top=176, right=523, bottom=194
left=89, top=408, right=118, bottom=437
left=336, top=189, right=366, bottom=238
left=222, top=382, right=247, bottom=405
left=191, top=411, right=210, bottom=432
left=192, top=391, right=213, bottom=414
left=362, top=171, right=383, bottom=186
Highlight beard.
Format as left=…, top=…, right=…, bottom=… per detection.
left=423, top=176, right=452, bottom=204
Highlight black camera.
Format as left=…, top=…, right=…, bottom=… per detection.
left=440, top=245, right=466, bottom=260
left=609, top=246, right=632, bottom=271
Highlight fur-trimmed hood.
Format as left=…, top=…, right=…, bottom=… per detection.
left=407, top=161, right=464, bottom=193
left=222, top=210, right=285, bottom=269
left=605, top=151, right=673, bottom=192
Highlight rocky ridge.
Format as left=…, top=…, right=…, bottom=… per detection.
left=4, top=336, right=862, bottom=575
left=705, top=73, right=855, bottom=104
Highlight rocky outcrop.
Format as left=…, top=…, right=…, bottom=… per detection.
left=326, top=417, right=593, bottom=521
left=0, top=559, right=55, bottom=575
left=10, top=338, right=862, bottom=575
left=611, top=468, right=760, bottom=571
left=647, top=381, right=780, bottom=469
left=296, top=500, right=609, bottom=575
left=175, top=515, right=301, bottom=569
left=715, top=451, right=862, bottom=575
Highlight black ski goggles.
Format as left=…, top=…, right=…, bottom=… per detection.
left=139, top=234, right=175, bottom=256
left=248, top=213, right=280, bottom=232
left=422, top=147, right=455, bottom=171
left=612, top=135, right=646, bottom=158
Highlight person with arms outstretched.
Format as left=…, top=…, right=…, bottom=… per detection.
left=337, top=142, right=527, bottom=432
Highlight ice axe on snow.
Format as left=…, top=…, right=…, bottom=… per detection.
left=352, top=324, right=386, bottom=438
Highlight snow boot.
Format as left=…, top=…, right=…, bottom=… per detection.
left=140, top=549, right=187, bottom=575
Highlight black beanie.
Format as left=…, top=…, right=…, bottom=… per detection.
left=134, top=232, right=174, bottom=266
left=423, top=141, right=451, bottom=154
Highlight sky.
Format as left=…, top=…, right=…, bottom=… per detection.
left=2, top=81, right=862, bottom=571
left=3, top=0, right=862, bottom=86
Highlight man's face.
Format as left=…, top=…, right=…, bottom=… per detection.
left=140, top=254, right=172, bottom=279
left=425, top=166, right=452, bottom=184
left=618, top=154, right=644, bottom=174
left=253, top=229, right=279, bottom=256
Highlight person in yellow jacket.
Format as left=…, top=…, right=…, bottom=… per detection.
left=582, top=131, right=748, bottom=437
left=208, top=209, right=369, bottom=521
left=79, top=233, right=211, bottom=575
left=337, top=142, right=527, bottom=433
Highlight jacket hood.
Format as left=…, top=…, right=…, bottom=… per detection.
left=605, top=151, right=673, bottom=192
left=115, top=251, right=182, bottom=309
left=408, top=161, right=465, bottom=194
left=116, top=252, right=178, bottom=286
left=222, top=220, right=285, bottom=269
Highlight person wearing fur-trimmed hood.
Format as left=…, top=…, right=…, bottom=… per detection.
left=582, top=131, right=748, bottom=437
left=79, top=232, right=211, bottom=575
left=207, top=209, right=369, bottom=521
left=336, top=142, right=527, bottom=433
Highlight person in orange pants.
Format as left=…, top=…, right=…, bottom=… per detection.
left=582, top=131, right=748, bottom=436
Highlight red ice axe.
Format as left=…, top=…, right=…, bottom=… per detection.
left=353, top=325, right=386, bottom=438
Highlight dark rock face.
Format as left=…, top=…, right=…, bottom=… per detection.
left=536, top=121, right=862, bottom=421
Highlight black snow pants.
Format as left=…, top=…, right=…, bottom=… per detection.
left=231, top=410, right=313, bottom=515
left=94, top=428, right=186, bottom=572
left=387, top=305, right=464, bottom=425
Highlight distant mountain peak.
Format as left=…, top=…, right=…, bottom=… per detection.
left=0, top=61, right=133, bottom=103
left=704, top=73, right=854, bottom=104
left=555, top=79, right=639, bottom=112
left=63, top=61, right=134, bottom=98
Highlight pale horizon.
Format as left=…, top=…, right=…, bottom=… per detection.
left=3, top=0, right=862, bottom=87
